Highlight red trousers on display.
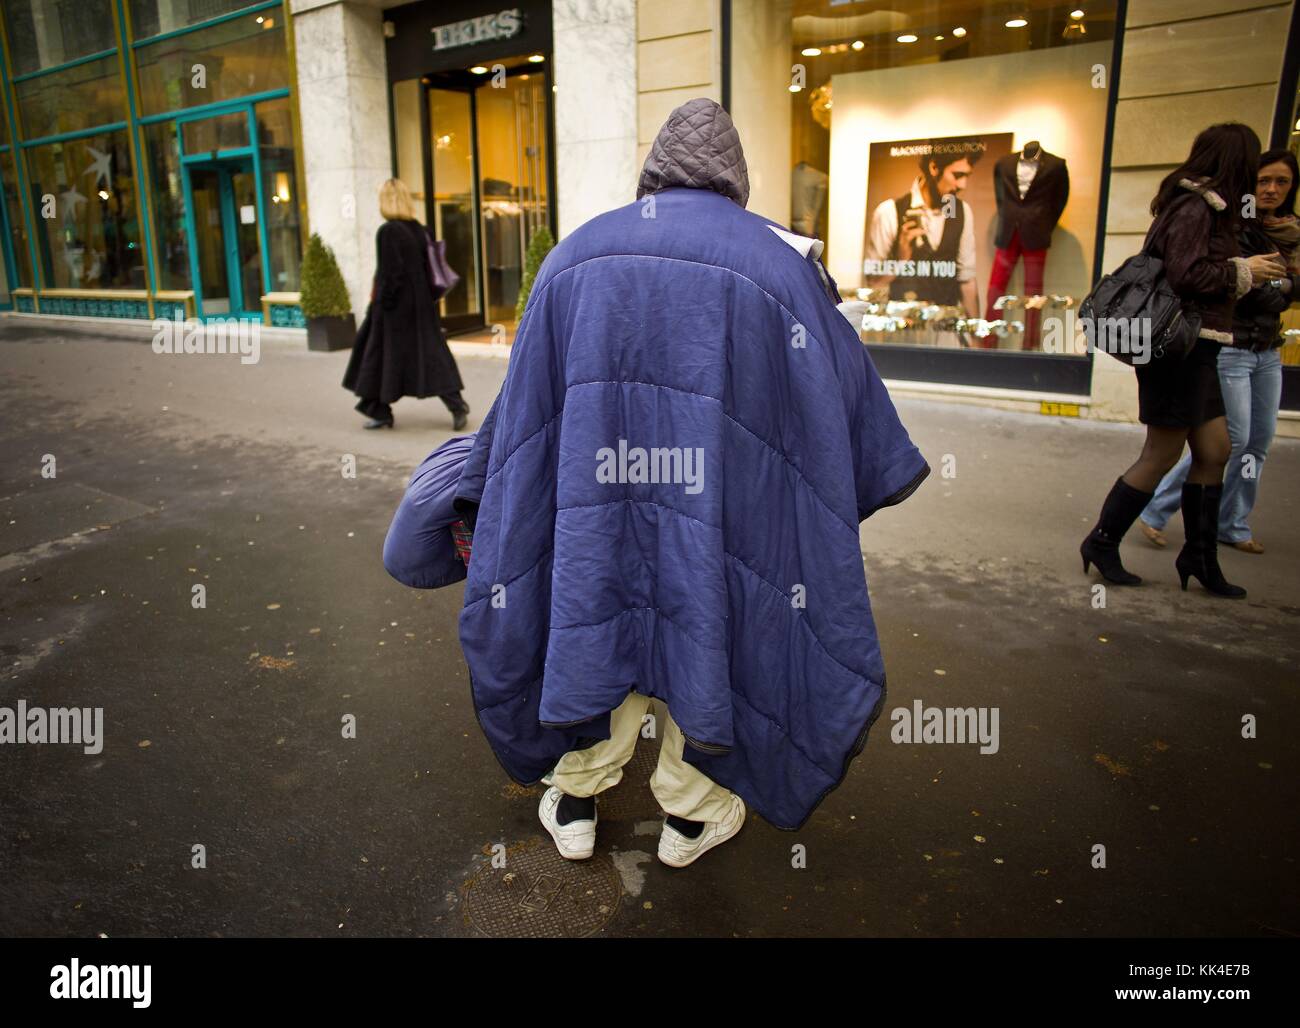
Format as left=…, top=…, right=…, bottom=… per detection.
left=985, top=229, right=1047, bottom=350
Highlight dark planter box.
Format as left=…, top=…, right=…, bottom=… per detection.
left=306, top=313, right=356, bottom=352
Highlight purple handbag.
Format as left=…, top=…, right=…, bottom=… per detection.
left=424, top=228, right=460, bottom=301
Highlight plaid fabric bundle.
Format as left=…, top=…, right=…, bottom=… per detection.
left=450, top=519, right=473, bottom=566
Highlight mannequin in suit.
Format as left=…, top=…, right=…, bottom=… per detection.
left=985, top=141, right=1069, bottom=348
left=791, top=161, right=829, bottom=237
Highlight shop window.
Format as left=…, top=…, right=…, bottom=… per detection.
left=135, top=8, right=288, bottom=115
left=2, top=0, right=116, bottom=78
left=731, top=0, right=1117, bottom=363
left=24, top=130, right=145, bottom=289
left=256, top=97, right=302, bottom=292
left=130, top=1, right=271, bottom=41
left=142, top=120, right=190, bottom=290
left=181, top=110, right=250, bottom=153
left=15, top=55, right=126, bottom=140
left=1, top=150, right=34, bottom=288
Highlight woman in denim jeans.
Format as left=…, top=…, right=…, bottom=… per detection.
left=1139, top=150, right=1300, bottom=555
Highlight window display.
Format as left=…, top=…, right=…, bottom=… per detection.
left=730, top=0, right=1119, bottom=391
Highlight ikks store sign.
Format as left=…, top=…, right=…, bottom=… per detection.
left=432, top=8, right=523, bottom=51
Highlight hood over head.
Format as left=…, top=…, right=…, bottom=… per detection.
left=636, top=97, right=750, bottom=208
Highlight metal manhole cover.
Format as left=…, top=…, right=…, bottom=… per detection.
left=463, top=837, right=622, bottom=938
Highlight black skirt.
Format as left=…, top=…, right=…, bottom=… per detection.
left=1135, top=338, right=1225, bottom=428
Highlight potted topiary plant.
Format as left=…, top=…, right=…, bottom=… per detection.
left=300, top=233, right=355, bottom=352
left=515, top=225, right=556, bottom=321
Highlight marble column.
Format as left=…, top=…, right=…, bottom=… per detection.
left=289, top=0, right=391, bottom=319
left=553, top=0, right=638, bottom=237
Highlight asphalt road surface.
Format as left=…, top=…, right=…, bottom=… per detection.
left=1, top=320, right=1296, bottom=937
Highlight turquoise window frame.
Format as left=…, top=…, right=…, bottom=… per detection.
left=174, top=99, right=272, bottom=320
left=0, top=30, right=42, bottom=297
left=0, top=143, right=15, bottom=307
left=130, top=1, right=282, bottom=48
left=0, top=1, right=292, bottom=311
left=9, top=47, right=120, bottom=85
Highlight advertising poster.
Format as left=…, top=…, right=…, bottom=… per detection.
left=862, top=133, right=1014, bottom=319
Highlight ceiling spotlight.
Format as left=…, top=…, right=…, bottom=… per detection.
left=528, top=54, right=544, bottom=62
left=934, top=34, right=945, bottom=40
left=897, top=34, right=918, bottom=43
left=469, top=65, right=488, bottom=74
left=801, top=47, right=821, bottom=56
left=789, top=84, right=802, bottom=93
left=851, top=39, right=864, bottom=50
left=98, top=190, right=109, bottom=200
left=1070, top=9, right=1085, bottom=17
left=953, top=26, right=967, bottom=37
left=1006, top=17, right=1028, bottom=28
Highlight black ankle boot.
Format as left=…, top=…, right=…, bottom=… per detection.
left=1080, top=477, right=1153, bottom=586
left=1175, top=483, right=1246, bottom=598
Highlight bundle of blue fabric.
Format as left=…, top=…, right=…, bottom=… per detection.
left=385, top=98, right=928, bottom=830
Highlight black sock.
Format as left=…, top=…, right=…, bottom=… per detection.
left=556, top=793, right=595, bottom=825
left=666, top=814, right=705, bottom=839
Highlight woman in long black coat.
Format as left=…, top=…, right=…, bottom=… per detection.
left=343, top=179, right=469, bottom=430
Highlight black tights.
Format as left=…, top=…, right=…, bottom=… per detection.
left=1120, top=416, right=1231, bottom=493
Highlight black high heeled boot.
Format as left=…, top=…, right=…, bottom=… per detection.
left=1080, top=477, right=1153, bottom=586
left=1175, top=483, right=1246, bottom=598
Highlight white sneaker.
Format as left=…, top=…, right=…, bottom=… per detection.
left=657, top=794, right=746, bottom=868
left=538, top=786, right=596, bottom=860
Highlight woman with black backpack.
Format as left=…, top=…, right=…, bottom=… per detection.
left=1079, top=123, right=1287, bottom=597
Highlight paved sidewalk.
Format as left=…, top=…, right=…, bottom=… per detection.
left=1, top=319, right=1296, bottom=937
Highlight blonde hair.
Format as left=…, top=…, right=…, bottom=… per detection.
left=379, top=178, right=418, bottom=221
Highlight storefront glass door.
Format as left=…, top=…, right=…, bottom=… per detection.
left=176, top=105, right=267, bottom=321
left=425, top=61, right=551, bottom=333
left=186, top=158, right=263, bottom=319
left=473, top=70, right=549, bottom=325
left=428, top=86, right=483, bottom=330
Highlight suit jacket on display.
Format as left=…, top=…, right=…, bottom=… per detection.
left=993, top=150, right=1069, bottom=251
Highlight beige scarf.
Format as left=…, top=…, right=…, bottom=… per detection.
left=1262, top=213, right=1300, bottom=272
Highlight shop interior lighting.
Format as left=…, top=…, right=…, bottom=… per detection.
left=1070, top=9, right=1086, bottom=17
left=528, top=54, right=545, bottom=62
left=1006, top=17, right=1028, bottom=28
left=851, top=39, right=864, bottom=50
left=952, top=26, right=967, bottom=37
left=801, top=47, right=821, bottom=56
left=469, top=65, right=488, bottom=74
left=934, top=34, right=945, bottom=40
left=897, top=34, right=918, bottom=43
